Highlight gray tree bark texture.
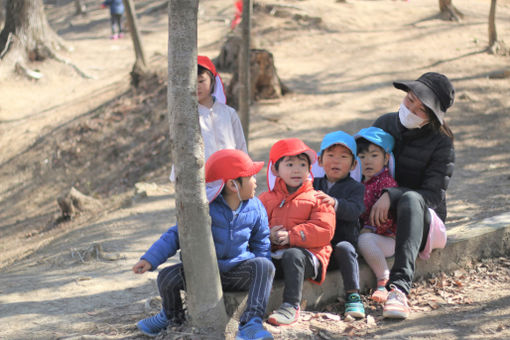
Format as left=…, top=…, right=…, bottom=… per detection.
left=238, top=0, right=252, bottom=149
left=167, top=0, right=229, bottom=335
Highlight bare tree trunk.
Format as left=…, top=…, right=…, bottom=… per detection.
left=74, top=0, right=86, bottom=15
left=488, top=0, right=497, bottom=48
left=0, top=0, right=5, bottom=30
left=0, top=0, right=65, bottom=62
left=123, top=0, right=148, bottom=86
left=438, top=0, right=463, bottom=21
left=168, top=0, right=229, bottom=335
left=238, top=0, right=251, bottom=149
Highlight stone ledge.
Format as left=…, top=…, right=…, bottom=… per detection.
left=225, top=212, right=510, bottom=319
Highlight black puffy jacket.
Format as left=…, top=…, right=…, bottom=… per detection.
left=373, top=112, right=455, bottom=221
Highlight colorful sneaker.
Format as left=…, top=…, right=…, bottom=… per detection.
left=383, top=284, right=410, bottom=319
left=236, top=317, right=273, bottom=340
left=118, top=33, right=124, bottom=39
left=371, top=279, right=389, bottom=303
left=136, top=309, right=169, bottom=337
left=344, top=293, right=365, bottom=318
left=110, top=34, right=119, bottom=40
left=267, top=302, right=300, bottom=326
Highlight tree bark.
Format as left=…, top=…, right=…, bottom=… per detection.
left=238, top=0, right=252, bottom=149
left=438, top=0, right=463, bottom=21
left=167, top=0, right=229, bottom=335
left=488, top=0, right=497, bottom=48
left=0, top=0, right=65, bottom=63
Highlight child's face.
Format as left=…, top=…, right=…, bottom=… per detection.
left=273, top=155, right=310, bottom=192
left=197, top=72, right=213, bottom=105
left=358, top=144, right=388, bottom=182
left=239, top=176, right=257, bottom=200
left=319, top=144, right=355, bottom=182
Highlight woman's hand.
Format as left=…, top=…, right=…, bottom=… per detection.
left=369, top=192, right=390, bottom=227
left=132, top=259, right=152, bottom=274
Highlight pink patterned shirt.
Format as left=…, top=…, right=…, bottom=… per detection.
left=360, top=167, right=398, bottom=237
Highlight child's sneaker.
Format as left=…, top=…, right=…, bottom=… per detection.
left=344, top=293, right=365, bottom=318
left=136, top=309, right=169, bottom=337
left=267, top=302, right=300, bottom=326
left=371, top=279, right=389, bottom=303
left=236, top=317, right=273, bottom=340
left=110, top=34, right=119, bottom=40
left=118, top=33, right=124, bottom=39
left=383, top=284, right=410, bottom=319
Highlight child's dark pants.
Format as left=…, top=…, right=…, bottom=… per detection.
left=273, top=247, right=316, bottom=307
left=157, top=257, right=275, bottom=324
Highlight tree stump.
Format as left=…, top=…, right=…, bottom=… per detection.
left=213, top=35, right=242, bottom=72
left=57, top=187, right=102, bottom=220
left=225, top=49, right=289, bottom=109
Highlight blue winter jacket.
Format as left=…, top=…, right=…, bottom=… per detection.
left=141, top=195, right=271, bottom=273
left=103, top=0, right=124, bottom=15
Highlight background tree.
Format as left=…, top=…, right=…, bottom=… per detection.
left=167, top=0, right=229, bottom=335
left=122, top=0, right=148, bottom=86
left=238, top=0, right=252, bottom=148
left=0, top=0, right=89, bottom=79
left=488, top=0, right=498, bottom=51
left=74, top=0, right=86, bottom=15
left=439, top=0, right=463, bottom=21
left=0, top=0, right=66, bottom=77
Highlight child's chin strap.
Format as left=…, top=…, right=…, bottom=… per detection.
left=232, top=180, right=243, bottom=202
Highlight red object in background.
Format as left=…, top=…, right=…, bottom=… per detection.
left=230, top=0, right=243, bottom=30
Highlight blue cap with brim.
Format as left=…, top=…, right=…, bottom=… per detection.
left=354, top=127, right=394, bottom=153
left=319, top=131, right=357, bottom=157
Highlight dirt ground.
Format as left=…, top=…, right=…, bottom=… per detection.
left=1, top=0, right=510, bottom=339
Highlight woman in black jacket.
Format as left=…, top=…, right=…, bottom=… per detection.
left=370, top=72, right=455, bottom=319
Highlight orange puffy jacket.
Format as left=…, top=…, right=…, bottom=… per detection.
left=259, top=178, right=335, bottom=284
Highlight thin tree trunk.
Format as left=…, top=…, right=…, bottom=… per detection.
left=123, top=0, right=146, bottom=68
left=488, top=0, right=497, bottom=48
left=74, top=0, right=86, bottom=15
left=167, top=0, right=229, bottom=335
left=238, top=0, right=252, bottom=149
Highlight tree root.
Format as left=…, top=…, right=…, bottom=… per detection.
left=42, top=44, right=95, bottom=79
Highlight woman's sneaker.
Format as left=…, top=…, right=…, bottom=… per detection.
left=344, top=293, right=365, bottom=318
left=236, top=317, right=273, bottom=340
left=383, top=284, right=410, bottom=319
left=267, top=303, right=300, bottom=326
left=136, top=309, right=169, bottom=337
left=371, top=279, right=389, bottom=303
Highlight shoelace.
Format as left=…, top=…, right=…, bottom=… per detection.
left=388, top=289, right=406, bottom=305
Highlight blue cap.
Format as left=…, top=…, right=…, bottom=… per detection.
left=354, top=127, right=395, bottom=153
left=319, top=131, right=357, bottom=157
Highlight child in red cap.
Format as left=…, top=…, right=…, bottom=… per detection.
left=259, top=138, right=335, bottom=326
left=170, top=56, right=247, bottom=181
left=134, top=149, right=275, bottom=340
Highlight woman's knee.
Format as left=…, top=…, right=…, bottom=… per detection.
left=398, top=191, right=426, bottom=213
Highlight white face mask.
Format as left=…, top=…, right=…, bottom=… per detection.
left=398, top=102, right=426, bottom=129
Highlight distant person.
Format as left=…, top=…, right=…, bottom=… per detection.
left=133, top=149, right=275, bottom=340
left=354, top=127, right=398, bottom=303
left=371, top=72, right=453, bottom=319
left=169, top=56, right=247, bottom=181
left=259, top=138, right=335, bottom=326
left=312, top=131, right=366, bottom=318
left=101, top=0, right=124, bottom=40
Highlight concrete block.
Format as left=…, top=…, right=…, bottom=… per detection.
left=224, top=212, right=510, bottom=317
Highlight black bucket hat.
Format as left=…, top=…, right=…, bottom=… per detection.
left=393, top=72, right=455, bottom=125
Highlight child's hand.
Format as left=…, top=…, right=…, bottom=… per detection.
left=315, top=191, right=336, bottom=207
left=369, top=192, right=390, bottom=227
left=270, top=225, right=289, bottom=246
left=132, top=259, right=152, bottom=274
